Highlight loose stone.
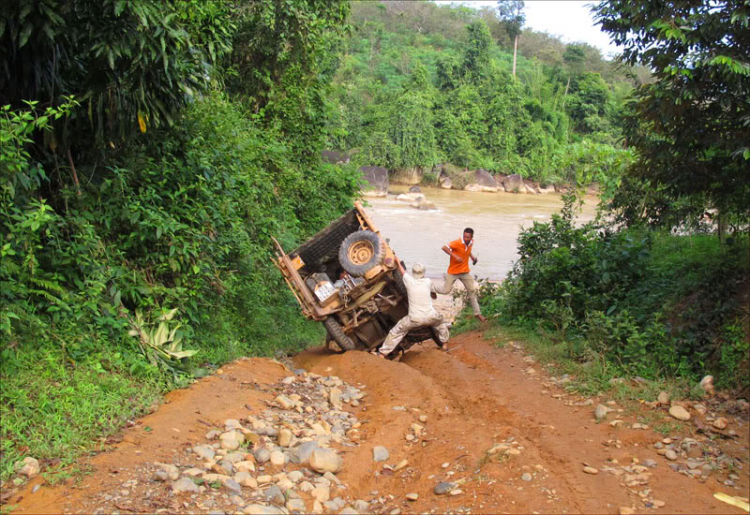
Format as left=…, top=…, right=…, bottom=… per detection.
left=193, top=445, right=216, bottom=460
left=172, top=477, right=200, bottom=494
left=270, top=450, right=285, bottom=467
left=278, top=429, right=293, bottom=447
left=434, top=482, right=456, bottom=495
left=15, top=457, right=40, bottom=478
left=373, top=446, right=389, bottom=462
left=255, top=448, right=271, bottom=464
left=668, top=405, right=691, bottom=421
left=285, top=498, right=306, bottom=513
left=311, top=486, right=330, bottom=503
left=394, top=459, right=408, bottom=471
left=243, top=505, right=285, bottom=515
left=310, top=448, right=343, bottom=474
left=595, top=405, right=610, bottom=420
left=712, top=417, right=728, bottom=429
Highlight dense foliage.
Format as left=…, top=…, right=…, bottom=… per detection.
left=1, top=0, right=357, bottom=479
left=327, top=1, right=638, bottom=186
left=594, top=0, right=750, bottom=232
left=480, top=195, right=748, bottom=390
left=478, top=0, right=749, bottom=393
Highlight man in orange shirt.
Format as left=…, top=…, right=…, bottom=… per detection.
left=435, top=227, right=486, bottom=322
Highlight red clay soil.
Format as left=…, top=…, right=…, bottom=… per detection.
left=6, top=331, right=749, bottom=514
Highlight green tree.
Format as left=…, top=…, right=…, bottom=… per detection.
left=496, top=0, right=525, bottom=77
left=462, top=21, right=493, bottom=83
left=389, top=63, right=438, bottom=169
left=0, top=0, right=231, bottom=154
left=593, top=0, right=750, bottom=233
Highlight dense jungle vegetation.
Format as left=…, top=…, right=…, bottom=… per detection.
left=1, top=0, right=748, bottom=485
left=467, top=0, right=749, bottom=397
left=326, top=1, right=643, bottom=186
left=0, top=0, right=357, bottom=479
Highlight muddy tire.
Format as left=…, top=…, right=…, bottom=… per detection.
left=324, top=317, right=356, bottom=351
left=430, top=326, right=444, bottom=348
left=339, top=230, right=385, bottom=277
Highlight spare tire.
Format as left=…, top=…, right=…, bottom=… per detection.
left=339, top=230, right=385, bottom=277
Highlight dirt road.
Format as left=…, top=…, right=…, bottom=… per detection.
left=7, top=331, right=749, bottom=514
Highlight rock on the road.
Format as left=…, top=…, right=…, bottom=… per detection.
left=244, top=505, right=285, bottom=515
left=309, top=448, right=343, bottom=474
left=193, top=444, right=215, bottom=460
left=712, top=417, right=728, bottom=429
left=372, top=446, right=389, bottom=462
left=595, top=404, right=610, bottom=420
left=434, top=482, right=457, bottom=495
left=172, top=477, right=200, bottom=494
left=669, top=405, right=691, bottom=421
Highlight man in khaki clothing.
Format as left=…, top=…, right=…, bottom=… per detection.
left=373, top=263, right=450, bottom=357
left=435, top=227, right=486, bottom=322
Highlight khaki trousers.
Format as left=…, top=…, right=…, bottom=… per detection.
left=434, top=273, right=481, bottom=316
left=379, top=313, right=450, bottom=356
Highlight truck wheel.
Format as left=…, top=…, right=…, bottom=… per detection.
left=430, top=326, right=444, bottom=348
left=324, top=317, right=356, bottom=351
left=339, top=230, right=385, bottom=277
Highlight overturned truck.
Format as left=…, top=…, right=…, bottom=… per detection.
left=273, top=202, right=441, bottom=357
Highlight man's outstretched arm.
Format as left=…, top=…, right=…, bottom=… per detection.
left=442, top=245, right=463, bottom=263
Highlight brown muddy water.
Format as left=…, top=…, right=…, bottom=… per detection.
left=363, top=186, right=599, bottom=281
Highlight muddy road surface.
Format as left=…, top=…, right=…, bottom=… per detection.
left=7, top=331, right=749, bottom=514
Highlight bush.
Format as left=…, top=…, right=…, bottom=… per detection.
left=481, top=194, right=749, bottom=387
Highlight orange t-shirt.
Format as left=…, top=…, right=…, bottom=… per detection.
left=446, top=238, right=473, bottom=275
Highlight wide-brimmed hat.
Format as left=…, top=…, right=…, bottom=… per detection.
left=412, top=263, right=426, bottom=278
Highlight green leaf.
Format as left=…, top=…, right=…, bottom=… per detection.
left=18, top=23, right=33, bottom=48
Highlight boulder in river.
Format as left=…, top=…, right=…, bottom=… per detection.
left=391, top=167, right=423, bottom=185
left=360, top=166, right=388, bottom=197
left=501, top=174, right=524, bottom=193
left=474, top=169, right=498, bottom=192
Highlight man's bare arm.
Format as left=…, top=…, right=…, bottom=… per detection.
left=442, top=245, right=463, bottom=263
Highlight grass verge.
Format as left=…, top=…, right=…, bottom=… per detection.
left=0, top=345, right=165, bottom=483
left=462, top=316, right=704, bottom=407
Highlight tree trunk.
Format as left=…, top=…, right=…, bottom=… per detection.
left=512, top=35, right=518, bottom=77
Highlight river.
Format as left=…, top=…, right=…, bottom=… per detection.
left=363, top=186, right=599, bottom=281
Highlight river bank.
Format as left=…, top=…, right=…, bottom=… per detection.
left=363, top=186, right=599, bottom=281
